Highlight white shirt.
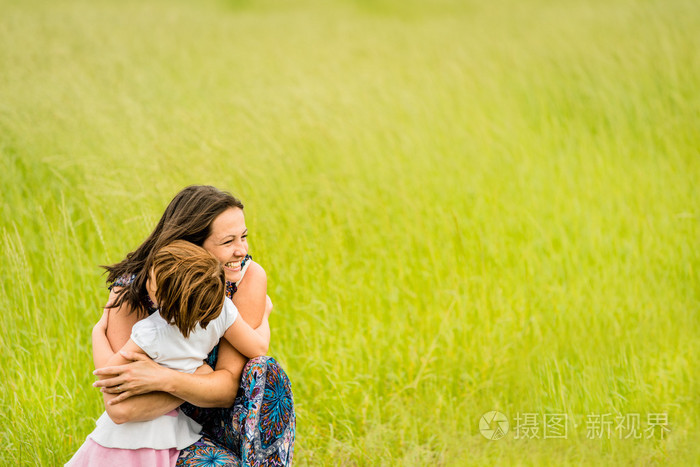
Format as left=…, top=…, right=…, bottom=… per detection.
left=131, top=297, right=239, bottom=374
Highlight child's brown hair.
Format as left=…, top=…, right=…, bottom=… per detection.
left=152, top=240, right=225, bottom=338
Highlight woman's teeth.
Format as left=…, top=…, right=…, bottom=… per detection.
left=225, top=262, right=241, bottom=269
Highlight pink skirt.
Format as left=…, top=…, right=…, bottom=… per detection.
left=65, top=438, right=179, bottom=467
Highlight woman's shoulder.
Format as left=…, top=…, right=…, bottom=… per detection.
left=235, top=259, right=267, bottom=291
left=226, top=255, right=265, bottom=297
left=243, top=259, right=266, bottom=282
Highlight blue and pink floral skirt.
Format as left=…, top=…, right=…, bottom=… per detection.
left=178, top=356, right=295, bottom=466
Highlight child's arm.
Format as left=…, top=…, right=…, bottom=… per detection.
left=96, top=338, right=178, bottom=424
left=93, top=290, right=239, bottom=421
left=97, top=339, right=227, bottom=423
left=97, top=350, right=237, bottom=409
left=223, top=304, right=271, bottom=358
left=96, top=361, right=237, bottom=424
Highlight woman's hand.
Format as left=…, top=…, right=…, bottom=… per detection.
left=93, top=351, right=175, bottom=404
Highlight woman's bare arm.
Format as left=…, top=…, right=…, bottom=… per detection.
left=92, top=309, right=114, bottom=369
left=92, top=264, right=270, bottom=417
left=96, top=349, right=240, bottom=408
left=209, top=261, right=270, bottom=381
left=232, top=261, right=268, bottom=328
left=98, top=339, right=167, bottom=424
left=93, top=291, right=240, bottom=418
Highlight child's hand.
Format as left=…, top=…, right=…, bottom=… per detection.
left=265, top=295, right=273, bottom=319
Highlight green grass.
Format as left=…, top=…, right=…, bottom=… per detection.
left=1, top=0, right=698, bottom=464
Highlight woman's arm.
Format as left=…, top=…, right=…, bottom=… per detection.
left=231, top=261, right=268, bottom=328
left=92, top=291, right=240, bottom=417
left=98, top=339, right=162, bottom=424
left=93, top=262, right=270, bottom=417
left=92, top=309, right=113, bottom=369
left=96, top=350, right=239, bottom=408
left=92, top=297, right=188, bottom=422
left=217, top=260, right=271, bottom=364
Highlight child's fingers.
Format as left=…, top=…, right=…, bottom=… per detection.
left=93, top=364, right=129, bottom=376
left=108, top=391, right=133, bottom=405
left=119, top=350, right=151, bottom=361
left=93, top=375, right=123, bottom=388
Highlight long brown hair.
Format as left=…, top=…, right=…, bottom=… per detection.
left=104, top=185, right=243, bottom=317
left=152, top=240, right=225, bottom=337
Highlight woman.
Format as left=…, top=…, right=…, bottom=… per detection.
left=91, top=185, right=295, bottom=466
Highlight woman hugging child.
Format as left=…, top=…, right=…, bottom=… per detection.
left=67, top=240, right=272, bottom=466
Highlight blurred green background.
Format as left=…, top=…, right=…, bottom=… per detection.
left=0, top=0, right=698, bottom=464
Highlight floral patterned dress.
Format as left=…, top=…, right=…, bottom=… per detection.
left=113, top=255, right=295, bottom=466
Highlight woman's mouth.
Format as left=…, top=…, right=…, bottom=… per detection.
left=224, top=261, right=242, bottom=271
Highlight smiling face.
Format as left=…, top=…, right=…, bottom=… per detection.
left=202, top=207, right=249, bottom=283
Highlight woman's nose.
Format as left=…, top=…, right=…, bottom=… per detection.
left=234, top=241, right=247, bottom=256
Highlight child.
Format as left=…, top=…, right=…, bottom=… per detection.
left=66, top=240, right=271, bottom=466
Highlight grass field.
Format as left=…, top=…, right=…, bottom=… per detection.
left=0, top=0, right=698, bottom=464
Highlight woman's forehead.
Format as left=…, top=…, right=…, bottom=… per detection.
left=210, top=208, right=246, bottom=237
